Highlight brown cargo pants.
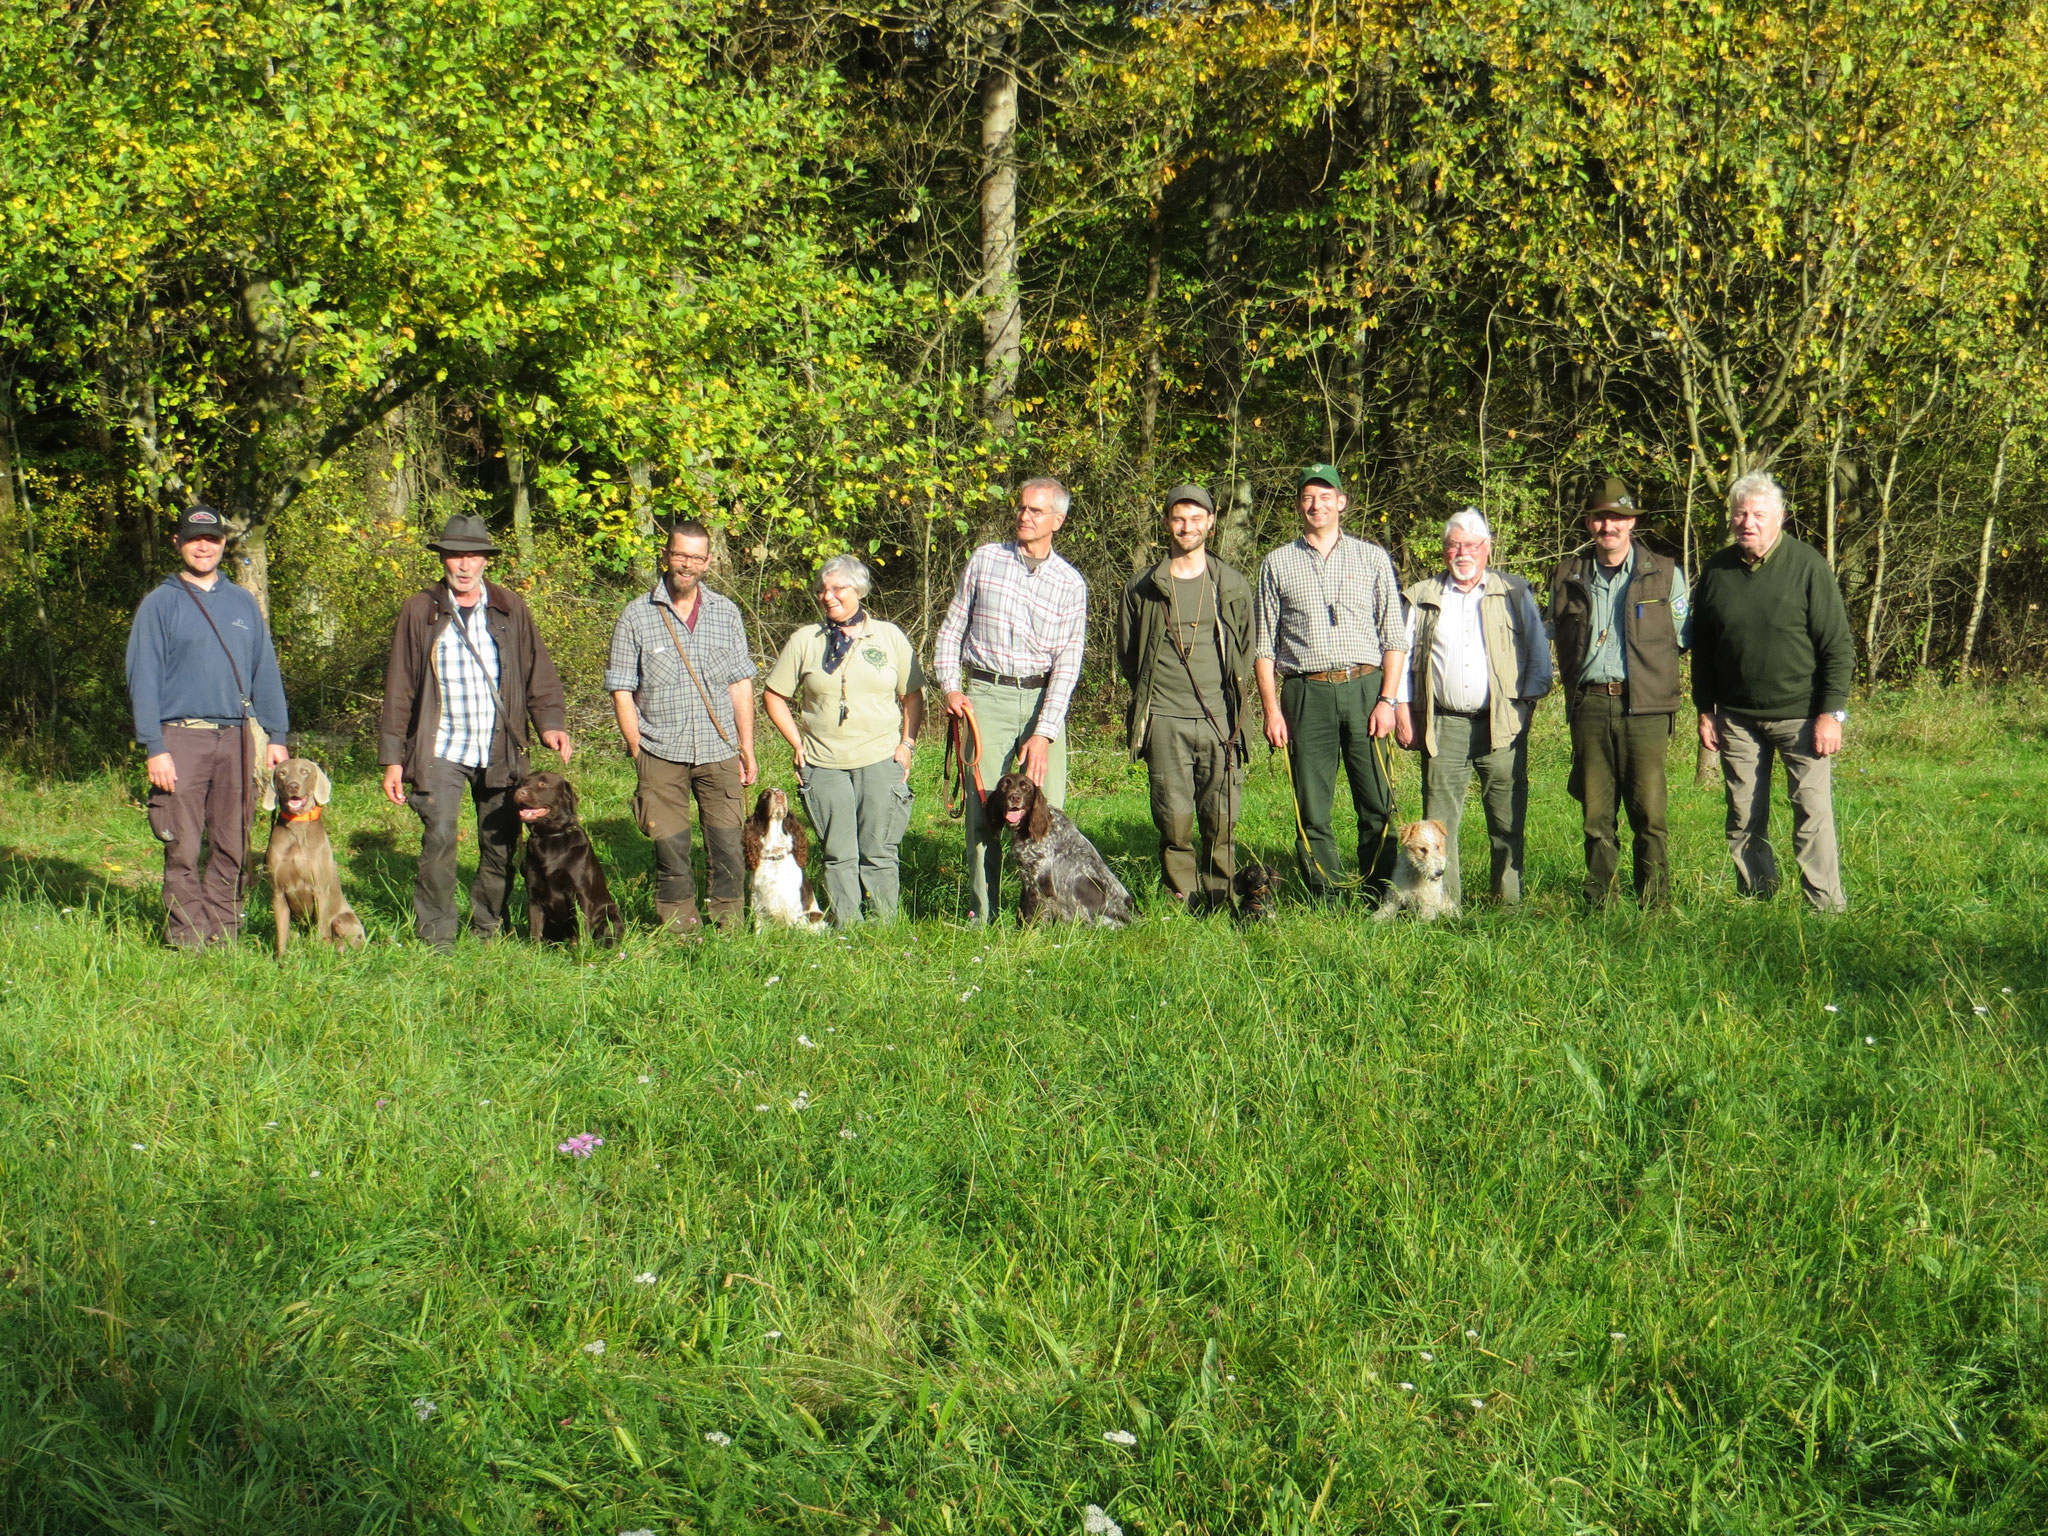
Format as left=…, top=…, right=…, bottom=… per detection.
left=633, top=751, right=747, bottom=929
left=147, top=722, right=253, bottom=948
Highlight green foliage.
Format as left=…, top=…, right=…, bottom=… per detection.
left=0, top=691, right=2045, bottom=1529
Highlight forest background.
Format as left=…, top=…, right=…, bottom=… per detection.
left=4, top=0, right=2047, bottom=761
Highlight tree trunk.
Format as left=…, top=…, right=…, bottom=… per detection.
left=1137, top=178, right=1164, bottom=478
left=235, top=518, right=272, bottom=622
left=506, top=430, right=534, bottom=568
left=367, top=407, right=410, bottom=525
left=1864, top=513, right=1887, bottom=678
left=628, top=460, right=657, bottom=587
left=0, top=380, right=17, bottom=582
left=979, top=0, right=1022, bottom=436
left=1960, top=424, right=2008, bottom=679
left=1205, top=155, right=1242, bottom=500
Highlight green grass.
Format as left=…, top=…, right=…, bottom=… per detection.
left=1, top=686, right=2045, bottom=1533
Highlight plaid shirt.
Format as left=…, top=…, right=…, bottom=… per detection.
left=1255, top=533, right=1406, bottom=674
left=605, top=582, right=757, bottom=765
left=432, top=600, right=500, bottom=767
left=934, top=541, right=1089, bottom=741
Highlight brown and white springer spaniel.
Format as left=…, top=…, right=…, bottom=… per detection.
left=742, top=787, right=826, bottom=930
left=989, top=772, right=1134, bottom=928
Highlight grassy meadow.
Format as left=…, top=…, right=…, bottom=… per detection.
left=0, top=686, right=2045, bottom=1533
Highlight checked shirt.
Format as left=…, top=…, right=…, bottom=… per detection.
left=432, top=600, right=500, bottom=768
left=934, top=541, right=1088, bottom=741
left=1255, top=533, right=1406, bottom=675
left=605, top=582, right=757, bottom=765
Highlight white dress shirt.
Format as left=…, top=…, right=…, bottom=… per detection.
left=1396, top=578, right=1491, bottom=709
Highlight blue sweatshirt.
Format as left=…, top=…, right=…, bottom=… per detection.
left=125, top=573, right=290, bottom=755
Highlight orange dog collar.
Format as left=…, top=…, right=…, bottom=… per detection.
left=281, top=805, right=324, bottom=824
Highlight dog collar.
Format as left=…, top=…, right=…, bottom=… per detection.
left=281, top=806, right=323, bottom=824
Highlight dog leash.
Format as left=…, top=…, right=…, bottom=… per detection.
left=942, top=700, right=986, bottom=819
left=1270, top=731, right=1399, bottom=892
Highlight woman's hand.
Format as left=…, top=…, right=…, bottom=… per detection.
left=893, top=740, right=914, bottom=781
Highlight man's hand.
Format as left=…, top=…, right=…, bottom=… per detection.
left=1394, top=702, right=1415, bottom=750
left=382, top=763, right=408, bottom=806
left=542, top=729, right=573, bottom=765
left=146, top=752, right=177, bottom=794
left=265, top=741, right=289, bottom=770
left=943, top=689, right=972, bottom=720
left=1019, top=734, right=1052, bottom=787
left=1264, top=710, right=1290, bottom=751
left=1367, top=698, right=1396, bottom=740
left=1697, top=711, right=1721, bottom=753
left=1813, top=714, right=1844, bottom=757
left=739, top=746, right=759, bottom=787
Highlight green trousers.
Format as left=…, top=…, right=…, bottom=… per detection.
left=961, top=677, right=1068, bottom=923
left=1280, top=671, right=1396, bottom=898
left=1421, top=705, right=1529, bottom=904
left=799, top=757, right=915, bottom=926
left=1567, top=691, right=1672, bottom=906
left=1142, top=713, right=1241, bottom=901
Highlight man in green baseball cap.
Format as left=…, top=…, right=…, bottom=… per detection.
left=1297, top=463, right=1345, bottom=493
left=1117, top=483, right=1254, bottom=908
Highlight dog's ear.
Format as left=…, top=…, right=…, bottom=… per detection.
left=786, top=814, right=809, bottom=865
left=558, top=778, right=579, bottom=819
left=313, top=765, right=332, bottom=806
left=741, top=819, right=763, bottom=871
left=260, top=763, right=279, bottom=814
left=1024, top=783, right=1052, bottom=842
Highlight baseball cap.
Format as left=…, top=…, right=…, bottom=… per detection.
left=1161, top=483, right=1214, bottom=514
left=1297, top=463, right=1345, bottom=493
left=174, top=505, right=227, bottom=541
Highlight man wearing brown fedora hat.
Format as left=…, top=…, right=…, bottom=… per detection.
left=379, top=514, right=571, bottom=951
left=1547, top=477, right=1690, bottom=906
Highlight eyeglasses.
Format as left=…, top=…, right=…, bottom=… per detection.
left=667, top=550, right=711, bottom=568
left=1445, top=542, right=1489, bottom=555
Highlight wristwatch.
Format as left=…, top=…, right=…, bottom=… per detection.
left=1828, top=710, right=1848, bottom=723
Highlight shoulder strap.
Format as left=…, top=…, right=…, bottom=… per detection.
left=178, top=578, right=251, bottom=713
left=654, top=596, right=737, bottom=750
left=442, top=588, right=509, bottom=719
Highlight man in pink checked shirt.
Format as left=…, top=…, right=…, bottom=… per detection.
left=935, top=477, right=1090, bottom=924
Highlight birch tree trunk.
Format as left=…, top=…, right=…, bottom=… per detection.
left=506, top=430, right=534, bottom=569
left=1960, top=423, right=2008, bottom=679
left=628, top=460, right=657, bottom=587
left=978, top=0, right=1022, bottom=437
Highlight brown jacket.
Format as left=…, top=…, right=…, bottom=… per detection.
left=380, top=580, right=567, bottom=788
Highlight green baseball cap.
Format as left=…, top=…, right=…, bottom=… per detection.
left=1297, top=463, right=1345, bottom=492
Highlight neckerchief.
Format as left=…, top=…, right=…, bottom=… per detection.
left=822, top=609, right=868, bottom=674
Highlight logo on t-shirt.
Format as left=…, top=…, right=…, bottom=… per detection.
left=861, top=645, right=889, bottom=668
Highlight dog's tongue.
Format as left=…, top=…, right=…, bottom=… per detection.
left=518, top=806, right=547, bottom=822
left=285, top=796, right=305, bottom=813
left=1004, top=808, right=1024, bottom=825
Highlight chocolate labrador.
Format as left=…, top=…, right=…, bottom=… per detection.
left=514, top=772, right=623, bottom=946
left=264, top=757, right=367, bottom=958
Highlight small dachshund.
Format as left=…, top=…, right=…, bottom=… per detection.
left=264, top=756, right=367, bottom=958
left=513, top=772, right=623, bottom=945
left=1230, top=861, right=1281, bottom=923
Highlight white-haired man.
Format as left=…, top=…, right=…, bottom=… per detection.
left=1394, top=508, right=1552, bottom=905
left=935, top=476, right=1089, bottom=923
left=1692, top=471, right=1855, bottom=911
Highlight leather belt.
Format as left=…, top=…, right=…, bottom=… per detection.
left=170, top=717, right=238, bottom=730
left=1579, top=681, right=1626, bottom=697
left=1285, top=663, right=1376, bottom=684
left=966, top=665, right=1050, bottom=690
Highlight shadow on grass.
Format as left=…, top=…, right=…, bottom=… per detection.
left=0, top=845, right=161, bottom=928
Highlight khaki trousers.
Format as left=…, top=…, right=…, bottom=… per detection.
left=1421, top=705, right=1528, bottom=904
left=799, top=757, right=915, bottom=926
left=147, top=723, right=252, bottom=947
left=961, top=678, right=1068, bottom=923
left=633, top=751, right=747, bottom=927
left=1715, top=712, right=1847, bottom=913
left=1142, top=713, right=1241, bottom=901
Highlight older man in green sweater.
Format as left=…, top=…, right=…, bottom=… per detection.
left=1693, top=471, right=1855, bottom=912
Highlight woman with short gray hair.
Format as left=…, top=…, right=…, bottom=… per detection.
left=763, top=555, right=926, bottom=924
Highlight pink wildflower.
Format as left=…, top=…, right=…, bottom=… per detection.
left=557, top=1132, right=605, bottom=1158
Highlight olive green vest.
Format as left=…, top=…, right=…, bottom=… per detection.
left=1548, top=547, right=1682, bottom=716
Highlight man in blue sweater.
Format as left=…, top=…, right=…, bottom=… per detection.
left=125, top=506, right=290, bottom=947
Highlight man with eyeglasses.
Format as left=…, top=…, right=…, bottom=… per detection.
left=607, top=519, right=759, bottom=935
left=935, top=476, right=1089, bottom=924
left=1392, top=508, right=1552, bottom=906
left=1253, top=464, right=1408, bottom=901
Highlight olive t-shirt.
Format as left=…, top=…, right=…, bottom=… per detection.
left=763, top=617, right=927, bottom=770
left=1150, top=574, right=1227, bottom=721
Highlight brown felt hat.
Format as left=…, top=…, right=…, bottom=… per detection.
left=428, top=514, right=501, bottom=555
left=1580, top=476, right=1652, bottom=523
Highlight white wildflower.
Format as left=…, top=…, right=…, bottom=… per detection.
left=1397, top=1382, right=1415, bottom=1392
left=1102, top=1429, right=1136, bottom=1447
left=765, top=1330, right=783, bottom=1340
left=797, top=1035, right=818, bottom=1048
left=1419, top=1351, right=1433, bottom=1362
left=1609, top=1331, right=1627, bottom=1342
left=412, top=1397, right=437, bottom=1422
left=633, top=1272, right=658, bottom=1285
left=263, top=1121, right=279, bottom=1129
left=1865, top=1036, right=1877, bottom=1046
left=1973, top=1005, right=1990, bottom=1015
left=1469, top=1397, right=1486, bottom=1410
left=839, top=1127, right=856, bottom=1140
left=765, top=976, right=781, bottom=987
left=789, top=1090, right=811, bottom=1111
left=756, top=1104, right=770, bottom=1112
left=622, top=1529, right=657, bottom=1536
left=2002, top=987, right=2014, bottom=994
left=1083, top=1507, right=1122, bottom=1536
left=582, top=1339, right=606, bottom=1356
left=637, top=1074, right=652, bottom=1084
left=309, top=1169, right=322, bottom=1178
left=704, top=1430, right=732, bottom=1448
left=479, top=1099, right=491, bottom=1106
left=1823, top=1004, right=1839, bottom=1014
left=130, top=1143, right=146, bottom=1151
left=1465, top=1329, right=1479, bottom=1340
